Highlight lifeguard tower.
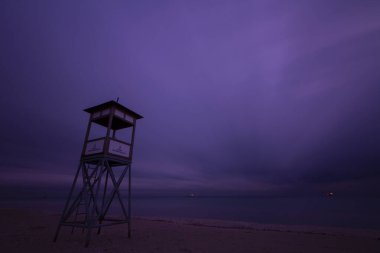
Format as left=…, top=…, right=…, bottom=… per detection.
left=53, top=100, right=143, bottom=246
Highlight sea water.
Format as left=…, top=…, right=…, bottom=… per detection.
left=132, top=196, right=380, bottom=230
left=1, top=195, right=379, bottom=230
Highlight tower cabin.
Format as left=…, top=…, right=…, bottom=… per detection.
left=82, top=100, right=143, bottom=164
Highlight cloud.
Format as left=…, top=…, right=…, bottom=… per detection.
left=1, top=0, right=380, bottom=196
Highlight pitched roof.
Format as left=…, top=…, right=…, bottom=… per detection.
left=84, top=100, right=143, bottom=119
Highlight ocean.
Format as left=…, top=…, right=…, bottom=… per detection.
left=2, top=195, right=379, bottom=230
left=132, top=196, right=380, bottom=230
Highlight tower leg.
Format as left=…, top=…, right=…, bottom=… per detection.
left=84, top=160, right=105, bottom=247
left=85, top=227, right=92, bottom=247
left=53, top=225, right=61, bottom=242
left=53, top=162, right=83, bottom=242
left=128, top=164, right=131, bottom=238
left=98, top=169, right=109, bottom=235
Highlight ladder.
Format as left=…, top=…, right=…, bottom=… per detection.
left=71, top=165, right=99, bottom=233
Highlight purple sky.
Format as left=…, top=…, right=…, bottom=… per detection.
left=1, top=0, right=380, bottom=196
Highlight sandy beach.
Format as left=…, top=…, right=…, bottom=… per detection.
left=0, top=208, right=379, bottom=253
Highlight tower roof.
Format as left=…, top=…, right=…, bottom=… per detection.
left=84, top=100, right=143, bottom=119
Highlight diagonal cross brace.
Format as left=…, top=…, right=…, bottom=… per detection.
left=100, top=161, right=129, bottom=220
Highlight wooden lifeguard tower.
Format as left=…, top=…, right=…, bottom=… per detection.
left=53, top=100, right=143, bottom=247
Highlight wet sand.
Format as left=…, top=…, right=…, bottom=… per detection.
left=0, top=208, right=379, bottom=253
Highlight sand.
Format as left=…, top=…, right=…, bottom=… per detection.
left=0, top=208, right=379, bottom=253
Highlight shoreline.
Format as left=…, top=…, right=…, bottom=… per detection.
left=138, top=216, right=380, bottom=239
left=1, top=207, right=379, bottom=252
